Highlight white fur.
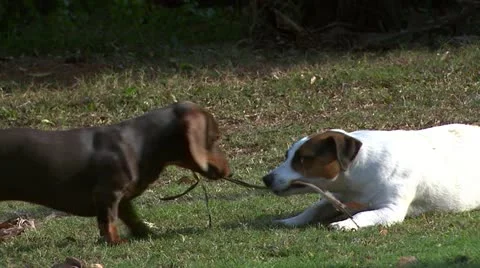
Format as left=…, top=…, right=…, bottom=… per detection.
left=266, top=124, right=480, bottom=230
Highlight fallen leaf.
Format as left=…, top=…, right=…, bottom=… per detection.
left=440, top=51, right=450, bottom=61
left=379, top=228, right=388, bottom=236
left=143, top=220, right=159, bottom=230
left=0, top=217, right=35, bottom=241
left=41, top=119, right=55, bottom=125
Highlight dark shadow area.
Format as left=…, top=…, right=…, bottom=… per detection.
left=217, top=209, right=354, bottom=231
left=219, top=212, right=301, bottom=230
left=0, top=45, right=312, bottom=92
left=157, top=188, right=270, bottom=203
left=0, top=44, right=331, bottom=91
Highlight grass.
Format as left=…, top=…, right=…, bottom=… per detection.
left=2, top=32, right=480, bottom=266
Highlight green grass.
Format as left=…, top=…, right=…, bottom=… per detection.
left=1, top=43, right=480, bottom=267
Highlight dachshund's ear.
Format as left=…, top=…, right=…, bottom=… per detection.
left=183, top=111, right=209, bottom=172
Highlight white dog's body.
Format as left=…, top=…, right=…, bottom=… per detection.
left=262, top=124, right=480, bottom=230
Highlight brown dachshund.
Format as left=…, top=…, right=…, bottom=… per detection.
left=0, top=101, right=230, bottom=245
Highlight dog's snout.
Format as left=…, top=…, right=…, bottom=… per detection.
left=262, top=174, right=275, bottom=187
left=204, top=158, right=231, bottom=180
left=218, top=163, right=232, bottom=179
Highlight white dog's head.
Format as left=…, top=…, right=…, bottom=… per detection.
left=262, top=130, right=362, bottom=196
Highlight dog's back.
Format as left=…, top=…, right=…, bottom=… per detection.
left=263, top=123, right=480, bottom=230
left=349, top=124, right=480, bottom=215
left=414, top=124, right=480, bottom=213
left=0, top=128, right=98, bottom=214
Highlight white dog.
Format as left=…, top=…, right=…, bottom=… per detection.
left=262, top=124, right=480, bottom=230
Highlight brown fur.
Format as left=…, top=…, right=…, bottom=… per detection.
left=0, top=101, right=230, bottom=245
left=291, top=131, right=362, bottom=179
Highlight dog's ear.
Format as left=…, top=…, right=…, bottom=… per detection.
left=327, top=132, right=362, bottom=171
left=183, top=111, right=209, bottom=172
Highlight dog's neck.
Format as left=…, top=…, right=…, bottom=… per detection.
left=119, top=109, right=188, bottom=184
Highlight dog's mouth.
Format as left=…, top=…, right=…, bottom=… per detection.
left=199, top=164, right=230, bottom=180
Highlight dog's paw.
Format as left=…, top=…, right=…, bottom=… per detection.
left=329, top=219, right=359, bottom=231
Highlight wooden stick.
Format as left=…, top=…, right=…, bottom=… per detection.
left=201, top=183, right=212, bottom=229
left=291, top=181, right=360, bottom=229
left=223, top=176, right=268, bottom=189
left=158, top=176, right=200, bottom=201
left=192, top=172, right=213, bottom=228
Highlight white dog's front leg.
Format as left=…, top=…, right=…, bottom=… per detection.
left=275, top=198, right=339, bottom=227
left=329, top=205, right=409, bottom=230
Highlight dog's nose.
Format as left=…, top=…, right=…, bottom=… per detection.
left=262, top=174, right=275, bottom=187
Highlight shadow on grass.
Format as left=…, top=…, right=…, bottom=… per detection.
left=0, top=43, right=338, bottom=91
left=164, top=188, right=270, bottom=203
left=218, top=211, right=317, bottom=231
left=119, top=211, right=305, bottom=245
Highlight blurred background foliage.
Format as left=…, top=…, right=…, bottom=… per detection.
left=1, top=0, right=479, bottom=56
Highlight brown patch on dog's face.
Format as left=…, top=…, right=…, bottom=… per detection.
left=177, top=102, right=231, bottom=180
left=291, top=131, right=362, bottom=179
